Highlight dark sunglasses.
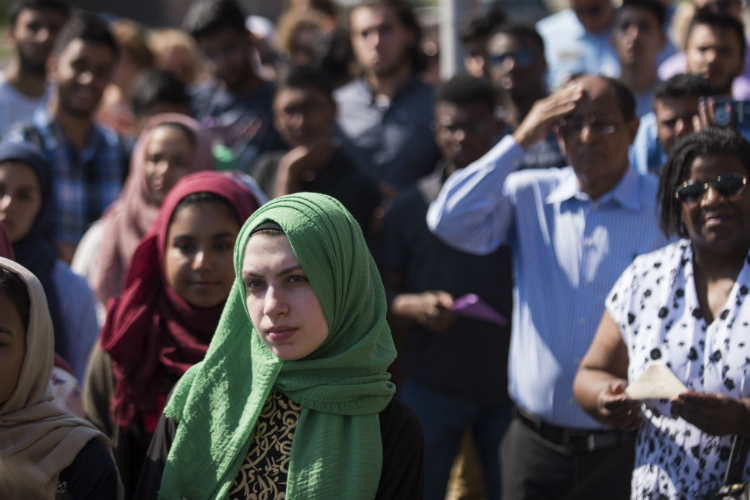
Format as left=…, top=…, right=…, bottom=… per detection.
left=674, top=173, right=747, bottom=204
left=573, top=5, right=604, bottom=17
left=489, top=48, right=535, bottom=68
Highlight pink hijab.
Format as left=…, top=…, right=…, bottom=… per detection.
left=92, top=113, right=215, bottom=306
left=0, top=222, right=12, bottom=259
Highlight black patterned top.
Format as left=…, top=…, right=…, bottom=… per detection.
left=607, top=240, right=750, bottom=498
left=228, top=391, right=302, bottom=500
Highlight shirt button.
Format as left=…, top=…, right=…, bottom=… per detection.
left=584, top=279, right=590, bottom=285
left=585, top=238, right=593, bottom=247
left=568, top=398, right=575, bottom=405
left=512, top=158, right=520, bottom=166
left=579, top=318, right=586, bottom=325
left=591, top=202, right=598, bottom=210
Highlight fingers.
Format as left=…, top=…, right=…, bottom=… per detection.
left=431, top=290, right=454, bottom=310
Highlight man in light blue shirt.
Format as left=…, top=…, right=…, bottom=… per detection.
left=538, top=0, right=676, bottom=90
left=427, top=75, right=667, bottom=499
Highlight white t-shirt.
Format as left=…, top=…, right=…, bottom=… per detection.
left=0, top=72, right=50, bottom=136
left=607, top=240, right=750, bottom=499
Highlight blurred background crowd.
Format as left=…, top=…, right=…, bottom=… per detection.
left=2, top=0, right=750, bottom=498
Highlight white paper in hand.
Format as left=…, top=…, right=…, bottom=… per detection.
left=625, top=361, right=688, bottom=400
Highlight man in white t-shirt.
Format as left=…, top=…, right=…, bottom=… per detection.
left=0, top=0, right=70, bottom=136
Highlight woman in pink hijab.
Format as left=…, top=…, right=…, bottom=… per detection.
left=72, top=113, right=215, bottom=309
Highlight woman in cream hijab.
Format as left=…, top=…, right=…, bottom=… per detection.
left=0, top=257, right=123, bottom=500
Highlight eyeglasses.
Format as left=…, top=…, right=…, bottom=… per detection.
left=488, top=48, right=535, bottom=68
left=558, top=114, right=619, bottom=138
left=675, top=173, right=747, bottom=203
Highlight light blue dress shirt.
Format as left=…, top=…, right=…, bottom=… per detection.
left=427, top=135, right=668, bottom=429
left=629, top=111, right=666, bottom=176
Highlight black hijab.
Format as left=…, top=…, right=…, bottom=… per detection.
left=2, top=142, right=67, bottom=361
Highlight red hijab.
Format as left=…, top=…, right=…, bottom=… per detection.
left=0, top=222, right=13, bottom=259
left=100, top=172, right=260, bottom=429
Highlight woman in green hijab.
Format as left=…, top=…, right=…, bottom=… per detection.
left=135, top=193, right=424, bottom=500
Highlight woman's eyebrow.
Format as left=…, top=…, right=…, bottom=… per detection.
left=0, top=326, right=15, bottom=337
left=211, top=232, right=237, bottom=239
left=241, top=265, right=304, bottom=280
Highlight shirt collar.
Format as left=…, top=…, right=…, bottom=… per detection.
left=33, top=106, right=106, bottom=156
left=546, top=165, right=641, bottom=211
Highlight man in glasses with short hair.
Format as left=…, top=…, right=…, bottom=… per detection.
left=488, top=24, right=567, bottom=170
left=428, top=74, right=669, bottom=500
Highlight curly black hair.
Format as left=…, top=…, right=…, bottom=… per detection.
left=657, top=128, right=750, bottom=238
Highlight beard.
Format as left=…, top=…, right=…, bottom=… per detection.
left=17, top=48, right=47, bottom=76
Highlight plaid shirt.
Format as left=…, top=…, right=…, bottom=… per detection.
left=5, top=108, right=128, bottom=244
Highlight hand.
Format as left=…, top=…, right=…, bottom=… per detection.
left=671, top=392, right=748, bottom=436
left=392, top=291, right=456, bottom=333
left=596, top=380, right=643, bottom=431
left=513, top=82, right=584, bottom=150
left=278, top=141, right=336, bottom=179
left=692, top=97, right=735, bottom=132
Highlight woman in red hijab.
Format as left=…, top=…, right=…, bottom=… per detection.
left=83, top=171, right=260, bottom=496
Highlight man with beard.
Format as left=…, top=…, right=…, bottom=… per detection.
left=0, top=0, right=70, bottom=135
left=335, top=0, right=440, bottom=193
left=428, top=75, right=668, bottom=499
left=6, top=12, right=127, bottom=263
left=684, top=9, right=745, bottom=97
left=183, top=0, right=284, bottom=172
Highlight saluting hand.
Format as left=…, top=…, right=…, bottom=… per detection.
left=513, top=81, right=585, bottom=150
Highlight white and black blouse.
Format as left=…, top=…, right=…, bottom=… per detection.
left=607, top=239, right=750, bottom=500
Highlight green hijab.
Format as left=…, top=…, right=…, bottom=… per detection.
left=159, top=193, right=397, bottom=499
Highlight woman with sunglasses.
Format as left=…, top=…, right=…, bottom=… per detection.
left=573, top=128, right=750, bottom=499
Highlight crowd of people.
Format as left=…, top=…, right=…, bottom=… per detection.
left=1, top=0, right=750, bottom=499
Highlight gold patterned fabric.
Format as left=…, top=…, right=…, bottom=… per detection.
left=229, top=392, right=302, bottom=500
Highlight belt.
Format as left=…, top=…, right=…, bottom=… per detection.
left=515, top=407, right=634, bottom=453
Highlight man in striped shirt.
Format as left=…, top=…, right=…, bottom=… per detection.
left=428, top=74, right=668, bottom=499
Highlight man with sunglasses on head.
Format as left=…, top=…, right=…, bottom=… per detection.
left=488, top=24, right=567, bottom=169
left=428, top=74, right=669, bottom=500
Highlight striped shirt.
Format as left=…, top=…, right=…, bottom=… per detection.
left=5, top=108, right=128, bottom=244
left=427, top=135, right=668, bottom=429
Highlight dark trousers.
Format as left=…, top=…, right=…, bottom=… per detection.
left=401, top=378, right=513, bottom=500
left=501, top=417, right=635, bottom=500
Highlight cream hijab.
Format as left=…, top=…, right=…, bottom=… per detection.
left=0, top=257, right=123, bottom=499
